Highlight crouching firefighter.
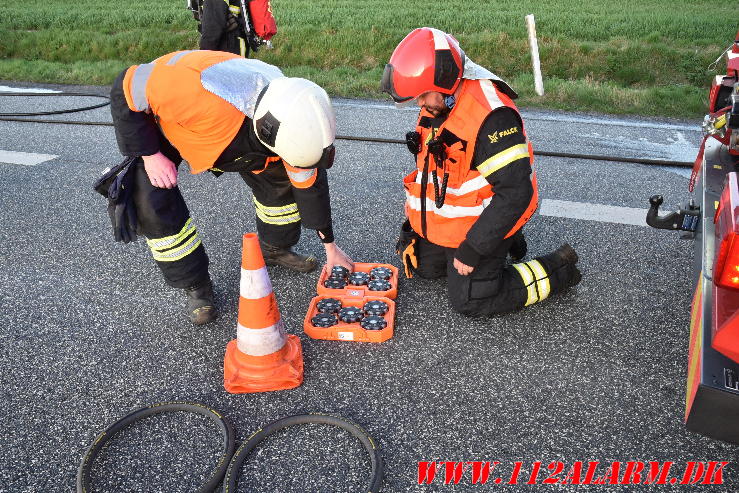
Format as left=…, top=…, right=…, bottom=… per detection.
left=104, top=50, right=353, bottom=325
left=382, top=28, right=580, bottom=316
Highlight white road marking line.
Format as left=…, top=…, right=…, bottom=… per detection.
left=0, top=85, right=61, bottom=94
left=332, top=100, right=698, bottom=132
left=539, top=199, right=647, bottom=227
left=0, top=150, right=58, bottom=166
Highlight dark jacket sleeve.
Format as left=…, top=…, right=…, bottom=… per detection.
left=199, top=0, right=229, bottom=50
left=292, top=168, right=335, bottom=243
left=454, top=108, right=533, bottom=266
left=109, top=69, right=160, bottom=157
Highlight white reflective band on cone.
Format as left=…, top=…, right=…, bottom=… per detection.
left=236, top=320, right=287, bottom=356
left=240, top=267, right=273, bottom=299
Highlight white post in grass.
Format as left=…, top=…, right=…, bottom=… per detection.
left=525, top=14, right=544, bottom=96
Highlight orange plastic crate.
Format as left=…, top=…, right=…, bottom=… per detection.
left=304, top=294, right=395, bottom=343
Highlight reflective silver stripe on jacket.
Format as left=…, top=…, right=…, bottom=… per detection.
left=166, top=50, right=196, bottom=65
left=286, top=168, right=316, bottom=184
left=200, top=58, right=284, bottom=118
left=129, top=63, right=155, bottom=112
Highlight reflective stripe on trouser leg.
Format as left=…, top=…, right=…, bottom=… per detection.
left=253, top=197, right=301, bottom=225
left=512, top=259, right=551, bottom=306
left=252, top=196, right=302, bottom=248
left=147, top=217, right=203, bottom=262
left=144, top=216, right=209, bottom=289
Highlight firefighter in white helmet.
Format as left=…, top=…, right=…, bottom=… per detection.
left=107, top=50, right=352, bottom=325
left=382, top=28, right=580, bottom=315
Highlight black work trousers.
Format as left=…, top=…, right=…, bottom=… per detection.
left=133, top=136, right=301, bottom=290
left=413, top=232, right=575, bottom=316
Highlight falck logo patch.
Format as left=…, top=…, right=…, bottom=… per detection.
left=488, top=126, right=519, bottom=143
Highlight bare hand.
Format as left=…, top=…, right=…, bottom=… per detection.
left=143, top=151, right=178, bottom=188
left=453, top=257, right=474, bottom=276
left=322, top=242, right=354, bottom=276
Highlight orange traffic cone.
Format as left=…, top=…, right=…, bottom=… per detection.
left=223, top=233, right=304, bottom=393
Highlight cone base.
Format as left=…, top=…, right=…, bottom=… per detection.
left=223, top=335, right=304, bottom=394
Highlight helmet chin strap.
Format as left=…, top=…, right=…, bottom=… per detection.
left=443, top=94, right=456, bottom=109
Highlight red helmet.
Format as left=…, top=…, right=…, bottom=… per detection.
left=381, top=27, right=466, bottom=104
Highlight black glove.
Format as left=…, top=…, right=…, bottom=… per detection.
left=225, top=13, right=239, bottom=32
left=94, top=157, right=140, bottom=243
left=395, top=219, right=419, bottom=278
left=405, top=131, right=420, bottom=156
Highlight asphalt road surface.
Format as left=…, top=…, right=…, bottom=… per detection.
left=1, top=82, right=736, bottom=492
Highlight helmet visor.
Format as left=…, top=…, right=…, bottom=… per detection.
left=380, top=64, right=415, bottom=105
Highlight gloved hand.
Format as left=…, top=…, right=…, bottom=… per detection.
left=225, top=13, right=240, bottom=32
left=395, top=219, right=419, bottom=278
left=105, top=157, right=139, bottom=243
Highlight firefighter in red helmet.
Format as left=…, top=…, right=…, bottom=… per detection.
left=382, top=28, right=581, bottom=315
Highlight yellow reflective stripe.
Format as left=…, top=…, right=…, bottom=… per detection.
left=151, top=236, right=202, bottom=262
left=255, top=209, right=301, bottom=225
left=513, top=259, right=551, bottom=306
left=527, top=260, right=551, bottom=302
left=146, top=218, right=195, bottom=250
left=253, top=197, right=298, bottom=216
left=476, top=143, right=529, bottom=178
left=239, top=37, right=247, bottom=57
left=253, top=197, right=301, bottom=224
left=512, top=263, right=538, bottom=306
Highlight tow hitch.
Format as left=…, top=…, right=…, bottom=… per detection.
left=646, top=194, right=700, bottom=238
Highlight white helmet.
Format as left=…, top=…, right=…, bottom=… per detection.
left=253, top=77, right=336, bottom=169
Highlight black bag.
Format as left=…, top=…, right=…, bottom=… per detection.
left=93, top=157, right=140, bottom=243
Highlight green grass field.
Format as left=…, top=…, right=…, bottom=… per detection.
left=1, top=0, right=737, bottom=118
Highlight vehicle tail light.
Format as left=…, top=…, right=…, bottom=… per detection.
left=713, top=173, right=739, bottom=289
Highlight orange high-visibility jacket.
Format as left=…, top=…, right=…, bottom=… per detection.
left=121, top=50, right=248, bottom=173
left=403, top=78, right=538, bottom=248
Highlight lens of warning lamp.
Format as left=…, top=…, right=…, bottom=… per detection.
left=370, top=267, right=392, bottom=280
left=368, top=279, right=391, bottom=291
left=330, top=265, right=350, bottom=279
left=363, top=300, right=389, bottom=316
left=316, top=298, right=342, bottom=313
left=360, top=315, right=387, bottom=330
left=348, top=272, right=370, bottom=286
left=338, top=306, right=363, bottom=323
left=311, top=312, right=338, bottom=328
left=324, top=278, right=347, bottom=289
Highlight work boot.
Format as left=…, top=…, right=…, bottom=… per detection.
left=568, top=263, right=582, bottom=288
left=550, top=243, right=579, bottom=267
left=259, top=240, right=317, bottom=273
left=185, top=279, right=217, bottom=325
